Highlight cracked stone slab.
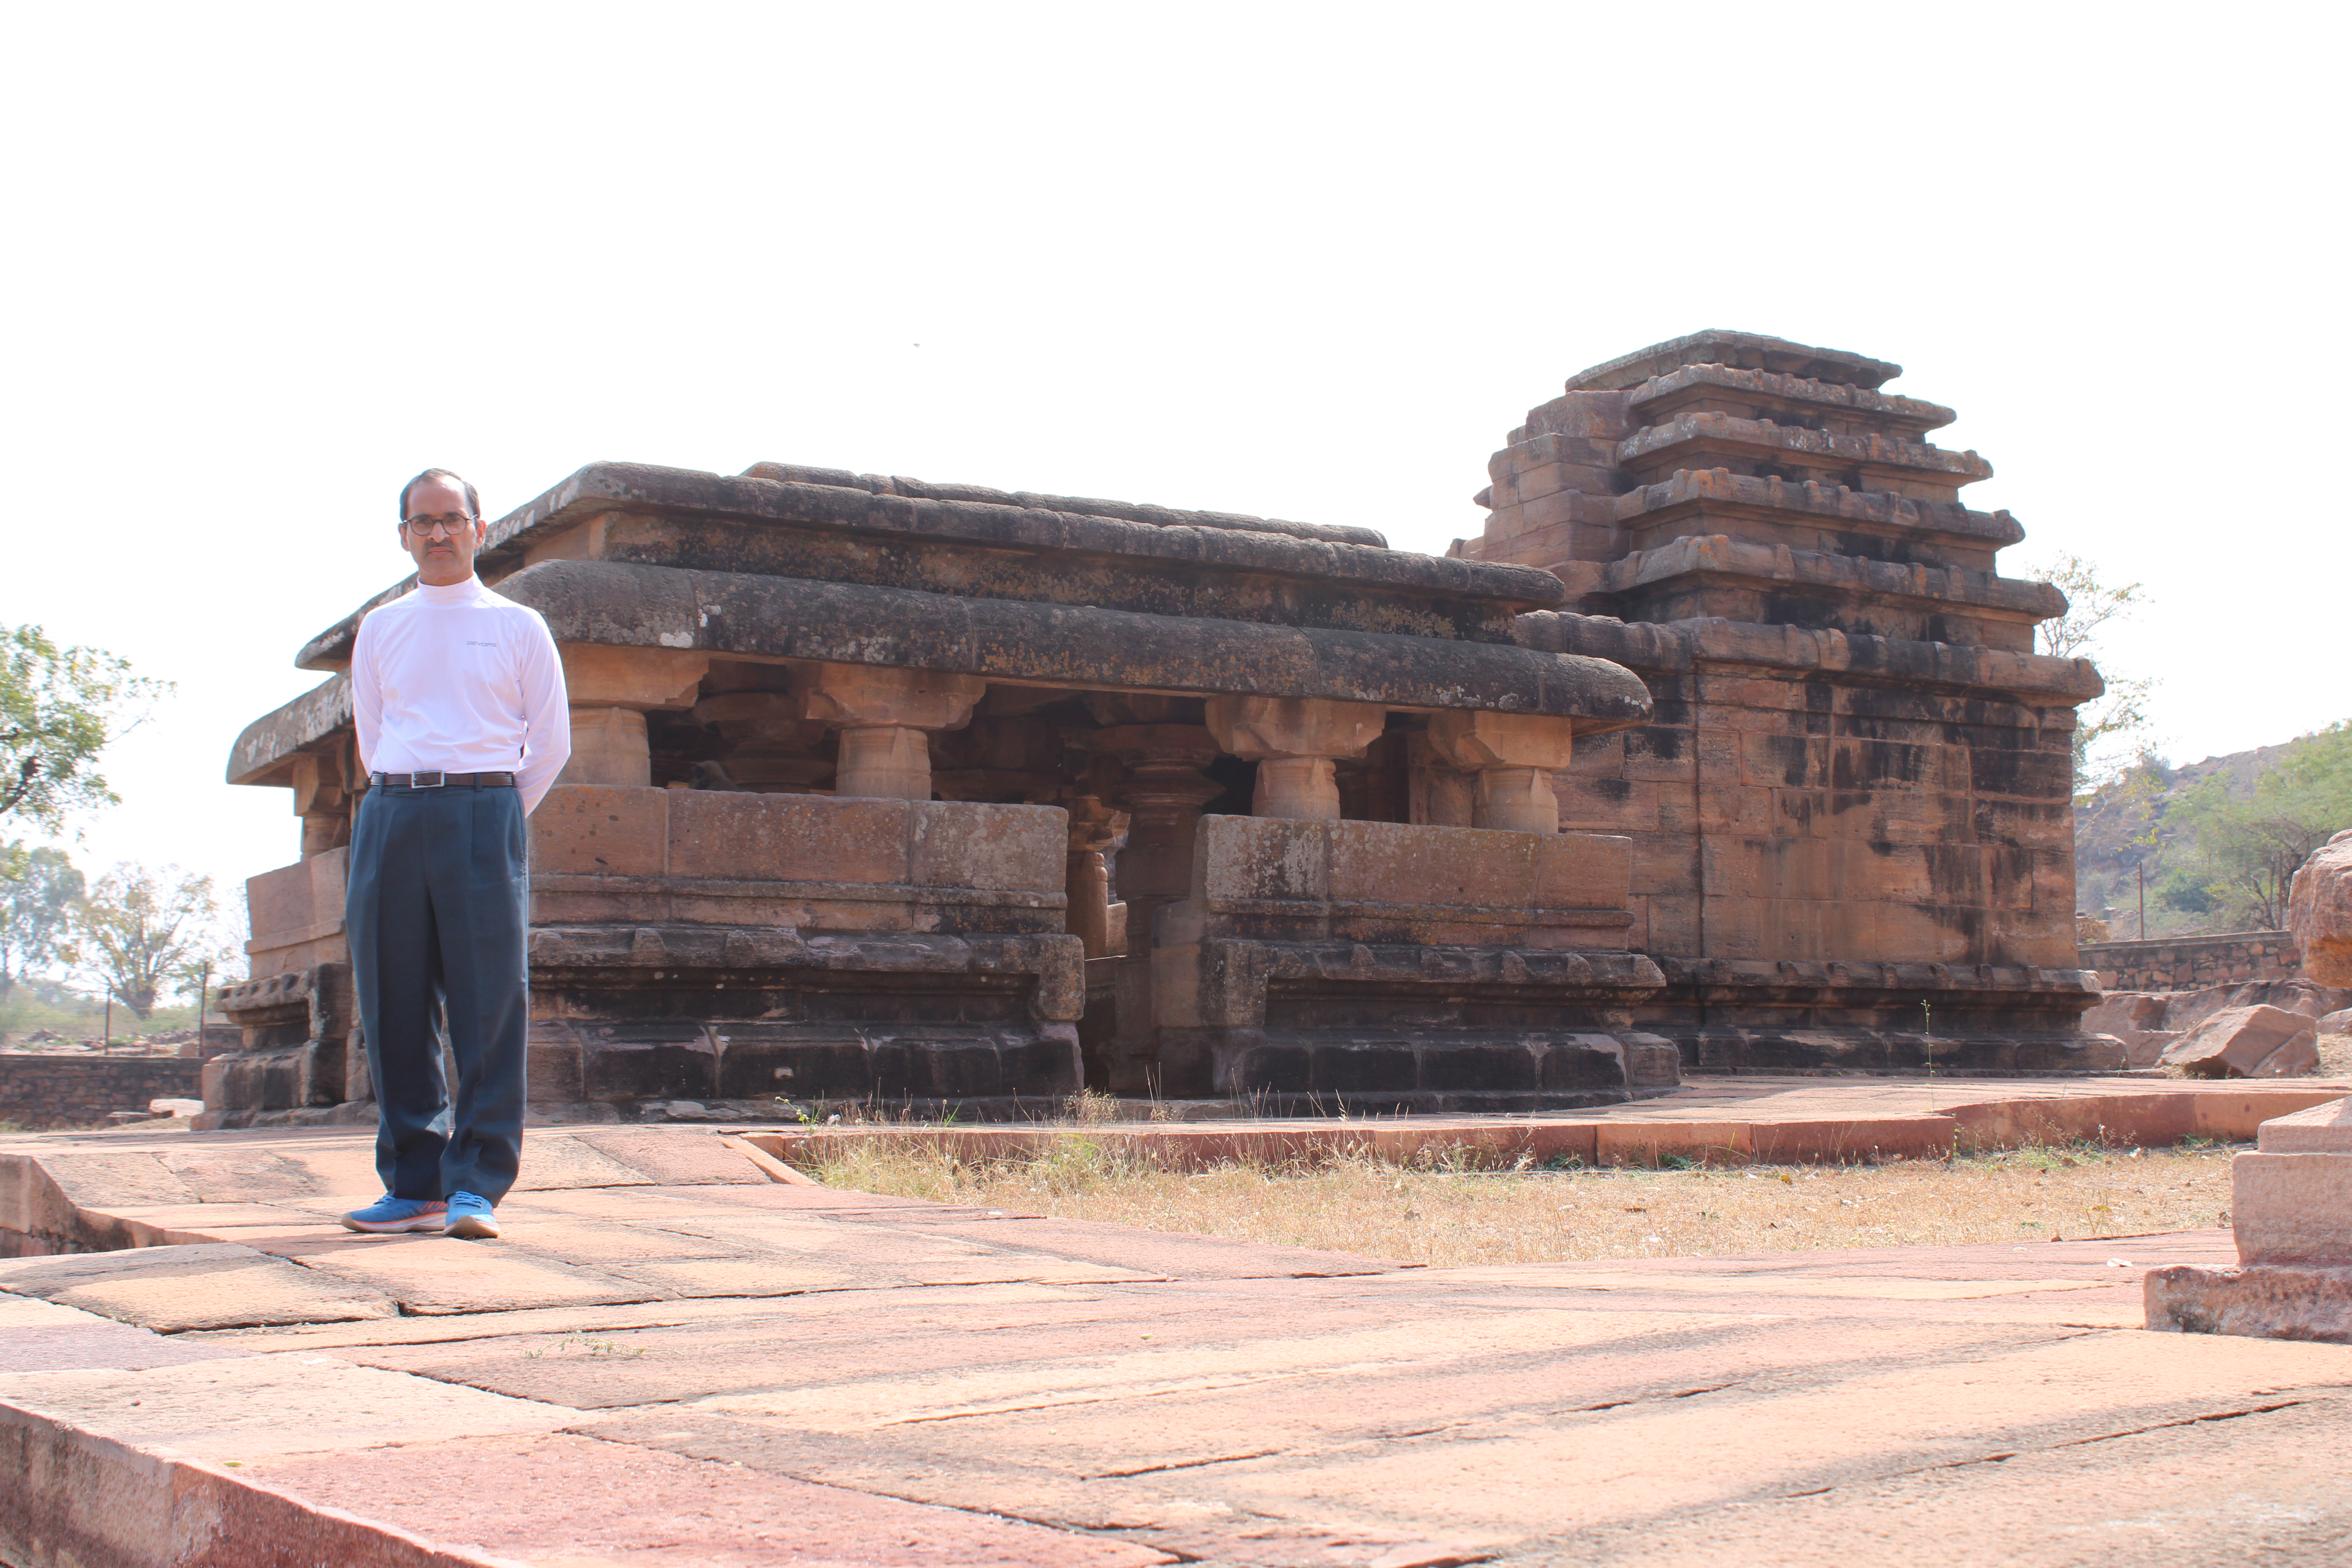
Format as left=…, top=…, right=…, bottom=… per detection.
left=268, top=1235, right=673, bottom=1315
left=0, top=1242, right=396, bottom=1331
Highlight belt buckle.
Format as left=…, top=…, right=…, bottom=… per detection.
left=414, top=770, right=446, bottom=789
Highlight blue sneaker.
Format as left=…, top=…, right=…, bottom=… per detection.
left=445, top=1191, right=501, bottom=1240
left=341, top=1194, right=446, bottom=1234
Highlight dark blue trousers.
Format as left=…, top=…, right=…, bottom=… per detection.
left=345, top=783, right=530, bottom=1205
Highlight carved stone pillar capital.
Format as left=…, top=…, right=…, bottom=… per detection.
left=795, top=663, right=985, bottom=731
left=794, top=663, right=987, bottom=800
left=1426, top=710, right=1577, bottom=834
left=1203, top=697, right=1387, bottom=821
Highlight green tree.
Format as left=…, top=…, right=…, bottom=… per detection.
left=2030, top=553, right=2154, bottom=792
left=2169, top=722, right=2352, bottom=929
left=1, top=625, right=171, bottom=834
left=0, top=842, right=83, bottom=1001
left=64, top=863, right=231, bottom=1020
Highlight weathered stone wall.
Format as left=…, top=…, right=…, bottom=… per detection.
left=0, top=1057, right=202, bottom=1129
left=2080, top=931, right=2301, bottom=993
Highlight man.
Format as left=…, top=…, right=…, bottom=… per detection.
left=339, top=469, right=571, bottom=1240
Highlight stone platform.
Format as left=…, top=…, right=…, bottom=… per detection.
left=7, top=1088, right=2352, bottom=1565
left=768, top=1073, right=2352, bottom=1171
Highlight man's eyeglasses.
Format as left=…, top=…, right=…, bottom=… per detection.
left=401, top=513, right=479, bottom=539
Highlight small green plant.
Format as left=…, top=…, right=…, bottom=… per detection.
left=1658, top=1152, right=1698, bottom=1171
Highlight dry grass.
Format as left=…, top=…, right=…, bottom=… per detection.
left=809, top=1134, right=2239, bottom=1266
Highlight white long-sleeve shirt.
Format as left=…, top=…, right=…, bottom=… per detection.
left=351, top=577, right=572, bottom=814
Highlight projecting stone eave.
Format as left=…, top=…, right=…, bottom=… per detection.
left=1514, top=610, right=2106, bottom=705
left=1625, top=364, right=1958, bottom=434
left=1564, top=330, right=1902, bottom=394
left=232, top=566, right=1655, bottom=787
left=1610, top=471, right=2028, bottom=551
left=226, top=673, right=349, bottom=787
left=1617, top=415, right=1994, bottom=486
left=293, top=461, right=1563, bottom=673
left=1595, top=537, right=2069, bottom=620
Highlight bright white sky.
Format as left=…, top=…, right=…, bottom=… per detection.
left=2, top=4, right=2342, bottom=945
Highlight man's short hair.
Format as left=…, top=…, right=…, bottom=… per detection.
left=398, top=468, right=482, bottom=522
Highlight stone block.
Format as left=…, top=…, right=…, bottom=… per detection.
left=532, top=786, right=670, bottom=878
left=1324, top=821, right=1536, bottom=911
left=1196, top=815, right=1330, bottom=903
left=1556, top=775, right=1659, bottom=834
left=1532, top=833, right=1633, bottom=910
left=2233, top=1151, right=2352, bottom=1263
left=1615, top=1032, right=1681, bottom=1087
left=244, top=850, right=350, bottom=978
left=909, top=802, right=1066, bottom=893
left=2254, top=1097, right=2352, bottom=1152
left=1632, top=838, right=1699, bottom=899
left=558, top=644, right=707, bottom=709
left=526, top=1030, right=584, bottom=1103
left=2160, top=1005, right=2318, bottom=1079
left=1536, top=1036, right=1629, bottom=1092
left=1428, top=710, right=1579, bottom=773
left=668, top=793, right=911, bottom=886
left=2147, top=1261, right=2352, bottom=1342
left=560, top=706, right=651, bottom=788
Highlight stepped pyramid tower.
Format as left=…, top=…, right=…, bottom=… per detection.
left=1452, top=330, right=2111, bottom=1070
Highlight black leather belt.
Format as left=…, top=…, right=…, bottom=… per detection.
left=370, top=771, right=517, bottom=789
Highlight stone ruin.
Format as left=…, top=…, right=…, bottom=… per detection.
left=2148, top=831, right=2352, bottom=1341
left=206, top=330, right=2117, bottom=1128
left=1451, top=330, right=2111, bottom=1073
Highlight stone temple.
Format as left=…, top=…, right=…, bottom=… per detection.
left=207, top=330, right=2116, bottom=1128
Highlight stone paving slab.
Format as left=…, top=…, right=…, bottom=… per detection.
left=0, top=1241, right=398, bottom=1330
left=4, top=1109, right=2352, bottom=1563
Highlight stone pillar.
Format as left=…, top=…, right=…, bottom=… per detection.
left=1405, top=733, right=1475, bottom=828
left=1063, top=795, right=1130, bottom=959
left=557, top=645, right=710, bottom=789
left=796, top=663, right=986, bottom=800
left=1093, top=726, right=1225, bottom=924
left=1426, top=710, right=1579, bottom=833
left=1090, top=726, right=1224, bottom=1093
left=290, top=749, right=352, bottom=859
left=1203, top=696, right=1386, bottom=822
left=566, top=708, right=653, bottom=788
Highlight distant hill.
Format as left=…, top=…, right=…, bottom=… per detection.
left=2076, top=740, right=2309, bottom=939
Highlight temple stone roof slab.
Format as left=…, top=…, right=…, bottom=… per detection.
left=1563, top=330, right=1902, bottom=393
left=736, top=462, right=1383, bottom=546
left=230, top=566, right=1653, bottom=785
left=296, top=463, right=1564, bottom=672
